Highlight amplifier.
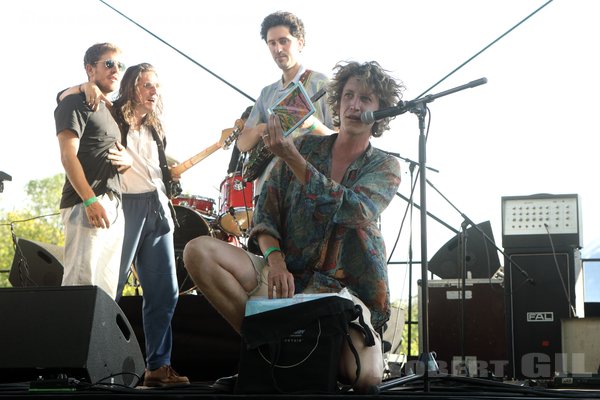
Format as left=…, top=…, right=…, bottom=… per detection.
left=501, top=193, right=582, bottom=249
left=420, top=279, right=506, bottom=377
left=504, top=250, right=584, bottom=379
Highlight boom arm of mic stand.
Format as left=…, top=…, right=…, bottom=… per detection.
left=382, top=151, right=440, bottom=174
left=398, top=77, right=488, bottom=113
left=395, top=192, right=458, bottom=235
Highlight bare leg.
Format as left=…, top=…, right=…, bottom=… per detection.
left=183, top=236, right=258, bottom=333
left=338, top=296, right=383, bottom=393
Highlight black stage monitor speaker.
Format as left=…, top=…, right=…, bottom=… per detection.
left=504, top=251, right=581, bottom=379
left=9, top=237, right=64, bottom=287
left=428, top=221, right=501, bottom=279
left=0, top=286, right=145, bottom=387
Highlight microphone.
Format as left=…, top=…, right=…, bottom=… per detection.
left=361, top=77, right=489, bottom=124
left=360, top=102, right=410, bottom=124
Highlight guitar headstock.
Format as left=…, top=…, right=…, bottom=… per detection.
left=221, top=118, right=245, bottom=150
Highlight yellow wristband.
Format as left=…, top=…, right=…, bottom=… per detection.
left=263, top=246, right=282, bottom=261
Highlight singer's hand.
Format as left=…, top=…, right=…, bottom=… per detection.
left=262, top=114, right=296, bottom=158
left=263, top=114, right=308, bottom=184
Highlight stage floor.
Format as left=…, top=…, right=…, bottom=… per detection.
left=2, top=291, right=600, bottom=399
left=2, top=375, right=600, bottom=400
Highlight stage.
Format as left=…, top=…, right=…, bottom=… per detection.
left=2, top=375, right=600, bottom=399
left=2, top=288, right=600, bottom=400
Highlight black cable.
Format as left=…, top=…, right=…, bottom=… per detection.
left=98, top=0, right=256, bottom=103
left=544, top=223, right=578, bottom=318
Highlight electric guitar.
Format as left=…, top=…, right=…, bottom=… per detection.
left=167, top=118, right=244, bottom=197
left=242, top=87, right=326, bottom=182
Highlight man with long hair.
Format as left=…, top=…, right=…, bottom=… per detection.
left=184, top=61, right=404, bottom=393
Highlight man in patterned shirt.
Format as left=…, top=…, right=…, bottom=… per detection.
left=184, top=61, right=403, bottom=392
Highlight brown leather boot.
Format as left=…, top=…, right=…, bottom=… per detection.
left=143, top=365, right=190, bottom=387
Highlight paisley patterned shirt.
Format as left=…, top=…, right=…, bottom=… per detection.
left=250, top=134, right=401, bottom=329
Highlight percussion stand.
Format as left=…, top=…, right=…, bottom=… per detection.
left=379, top=78, right=488, bottom=392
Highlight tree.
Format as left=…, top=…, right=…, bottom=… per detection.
left=0, top=174, right=65, bottom=287
left=0, top=174, right=139, bottom=296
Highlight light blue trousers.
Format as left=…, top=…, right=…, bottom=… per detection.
left=116, top=191, right=178, bottom=370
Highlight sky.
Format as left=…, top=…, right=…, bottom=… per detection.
left=1, top=0, right=599, bottom=303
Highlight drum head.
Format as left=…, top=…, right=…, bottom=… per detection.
left=218, top=209, right=253, bottom=237
left=173, top=205, right=212, bottom=251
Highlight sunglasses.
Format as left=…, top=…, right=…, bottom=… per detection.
left=142, top=82, right=160, bottom=90
left=95, top=59, right=126, bottom=72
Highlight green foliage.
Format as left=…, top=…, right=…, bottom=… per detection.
left=400, top=298, right=420, bottom=356
left=0, top=174, right=65, bottom=287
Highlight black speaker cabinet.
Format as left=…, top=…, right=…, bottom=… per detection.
left=504, top=249, right=584, bottom=379
left=424, top=279, right=506, bottom=377
left=9, top=238, right=64, bottom=287
left=0, top=286, right=145, bottom=387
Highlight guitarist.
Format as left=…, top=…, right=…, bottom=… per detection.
left=237, top=11, right=334, bottom=200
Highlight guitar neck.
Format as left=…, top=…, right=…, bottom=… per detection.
left=170, top=142, right=220, bottom=176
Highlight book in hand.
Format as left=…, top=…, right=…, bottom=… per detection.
left=268, top=81, right=315, bottom=137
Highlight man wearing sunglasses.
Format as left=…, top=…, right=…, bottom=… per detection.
left=54, top=42, right=131, bottom=300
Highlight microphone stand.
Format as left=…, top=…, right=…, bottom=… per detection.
left=379, top=78, right=488, bottom=392
left=426, top=178, right=534, bottom=378
left=385, top=152, right=457, bottom=361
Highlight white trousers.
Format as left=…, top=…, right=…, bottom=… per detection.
left=60, top=193, right=124, bottom=299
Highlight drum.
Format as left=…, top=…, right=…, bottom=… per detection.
left=172, top=195, right=216, bottom=216
left=173, top=205, right=214, bottom=250
left=218, top=173, right=254, bottom=237
left=173, top=205, right=214, bottom=293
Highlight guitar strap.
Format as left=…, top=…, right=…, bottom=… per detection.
left=149, top=127, right=180, bottom=227
left=149, top=127, right=175, bottom=197
left=298, top=69, right=313, bottom=89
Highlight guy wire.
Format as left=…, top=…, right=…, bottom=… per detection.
left=416, top=0, right=554, bottom=100
left=98, top=0, right=256, bottom=103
